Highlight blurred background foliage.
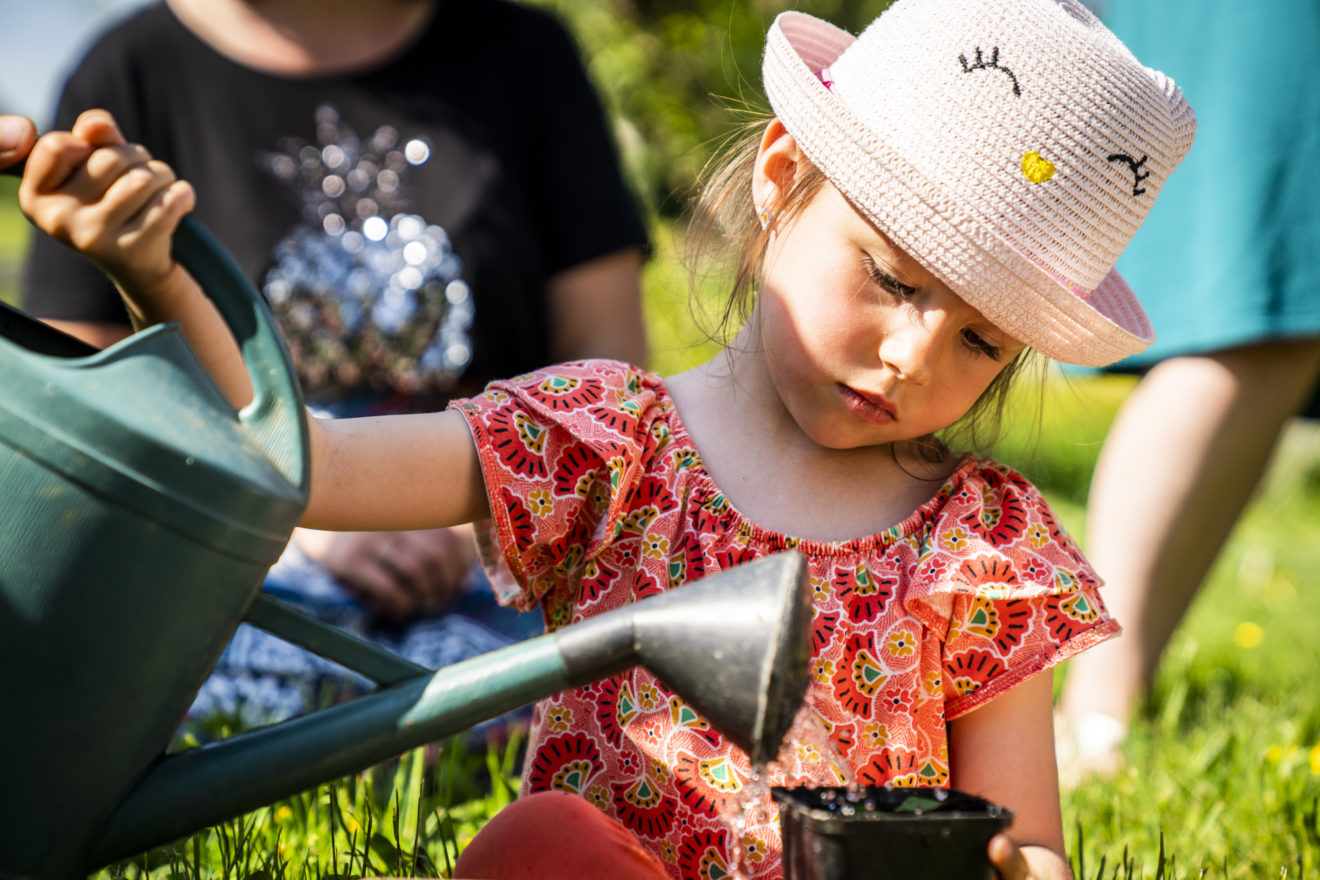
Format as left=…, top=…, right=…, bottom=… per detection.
left=528, top=0, right=894, bottom=218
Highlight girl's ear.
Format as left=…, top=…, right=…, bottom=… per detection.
left=752, top=118, right=802, bottom=213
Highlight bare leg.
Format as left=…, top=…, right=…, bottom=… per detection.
left=1058, top=337, right=1320, bottom=777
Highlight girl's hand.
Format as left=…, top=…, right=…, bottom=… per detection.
left=294, top=525, right=478, bottom=624
left=18, top=109, right=194, bottom=297
left=989, top=834, right=1074, bottom=880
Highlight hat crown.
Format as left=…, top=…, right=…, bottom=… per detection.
left=827, top=0, right=1195, bottom=294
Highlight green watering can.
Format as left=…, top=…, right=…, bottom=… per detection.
left=0, top=169, right=814, bottom=879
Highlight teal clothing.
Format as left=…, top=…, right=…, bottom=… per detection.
left=1100, top=0, right=1320, bottom=368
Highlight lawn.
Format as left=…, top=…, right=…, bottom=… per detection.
left=3, top=178, right=1319, bottom=878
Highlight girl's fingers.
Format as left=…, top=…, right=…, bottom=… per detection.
left=19, top=130, right=95, bottom=195
left=20, top=137, right=151, bottom=208
left=77, top=142, right=157, bottom=196
left=987, top=834, right=1032, bottom=880
left=19, top=108, right=132, bottom=195
left=100, top=159, right=185, bottom=231
left=70, top=108, right=127, bottom=148
left=98, top=178, right=195, bottom=281
left=119, top=178, right=196, bottom=251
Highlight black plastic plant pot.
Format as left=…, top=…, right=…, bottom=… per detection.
left=772, top=786, right=1014, bottom=880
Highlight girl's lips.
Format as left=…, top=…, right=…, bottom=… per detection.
left=840, top=385, right=898, bottom=424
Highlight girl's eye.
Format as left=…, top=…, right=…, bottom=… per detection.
left=863, top=257, right=916, bottom=297
left=961, top=328, right=1002, bottom=360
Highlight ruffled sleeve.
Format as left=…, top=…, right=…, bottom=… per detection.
left=902, top=461, right=1120, bottom=720
left=449, top=360, right=663, bottom=617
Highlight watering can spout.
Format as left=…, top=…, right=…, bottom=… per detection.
left=87, top=552, right=812, bottom=869
left=557, top=549, right=813, bottom=765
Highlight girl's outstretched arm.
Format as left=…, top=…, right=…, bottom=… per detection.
left=949, top=670, right=1074, bottom=880
left=307, top=411, right=490, bottom=531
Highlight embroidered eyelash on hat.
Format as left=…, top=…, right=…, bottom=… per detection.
left=1107, top=153, right=1152, bottom=196
left=959, top=47, right=1021, bottom=96
left=761, top=0, right=1197, bottom=367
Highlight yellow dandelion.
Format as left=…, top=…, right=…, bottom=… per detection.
left=1309, top=743, right=1320, bottom=776
left=1234, top=621, right=1264, bottom=650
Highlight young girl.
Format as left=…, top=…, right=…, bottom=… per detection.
left=16, top=0, right=1195, bottom=877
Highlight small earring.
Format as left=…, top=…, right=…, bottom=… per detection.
left=756, top=206, right=772, bottom=230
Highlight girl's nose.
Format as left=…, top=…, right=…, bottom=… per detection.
left=877, top=313, right=951, bottom=382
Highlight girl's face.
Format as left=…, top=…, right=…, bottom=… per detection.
left=754, top=180, right=1025, bottom=451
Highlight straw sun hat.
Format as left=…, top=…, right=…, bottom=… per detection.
left=762, top=0, right=1196, bottom=367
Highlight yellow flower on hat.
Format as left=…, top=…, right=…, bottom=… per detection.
left=1022, top=151, right=1056, bottom=183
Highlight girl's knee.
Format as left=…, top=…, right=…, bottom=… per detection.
left=453, top=790, right=669, bottom=879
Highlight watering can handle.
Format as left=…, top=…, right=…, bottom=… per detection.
left=3, top=160, right=310, bottom=495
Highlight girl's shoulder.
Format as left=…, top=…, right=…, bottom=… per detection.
left=454, top=359, right=673, bottom=462
left=938, top=456, right=1048, bottom=508
left=927, top=456, right=1065, bottom=534
left=917, top=455, right=1092, bottom=582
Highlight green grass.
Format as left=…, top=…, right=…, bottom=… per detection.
left=4, top=199, right=1318, bottom=878
left=0, top=174, right=28, bottom=306
left=1060, top=440, right=1320, bottom=877
left=92, top=732, right=526, bottom=880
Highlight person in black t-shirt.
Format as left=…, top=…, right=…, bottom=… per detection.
left=21, top=0, right=649, bottom=725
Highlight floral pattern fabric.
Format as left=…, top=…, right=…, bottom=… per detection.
left=451, top=360, right=1118, bottom=880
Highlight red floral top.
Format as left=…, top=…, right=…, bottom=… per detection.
left=451, top=360, right=1117, bottom=880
